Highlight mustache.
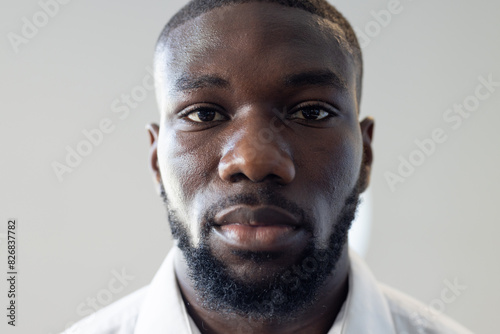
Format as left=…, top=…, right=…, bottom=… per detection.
left=160, top=184, right=314, bottom=235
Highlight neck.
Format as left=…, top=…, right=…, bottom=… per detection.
left=174, top=246, right=350, bottom=334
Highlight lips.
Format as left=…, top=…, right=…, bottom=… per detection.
left=214, top=205, right=300, bottom=227
left=212, top=205, right=307, bottom=252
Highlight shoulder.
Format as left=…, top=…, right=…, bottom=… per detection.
left=379, top=283, right=474, bottom=334
left=62, top=286, right=149, bottom=334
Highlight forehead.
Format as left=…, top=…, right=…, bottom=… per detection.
left=155, top=2, right=356, bottom=104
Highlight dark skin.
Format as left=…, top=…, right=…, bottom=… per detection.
left=147, top=3, right=374, bottom=334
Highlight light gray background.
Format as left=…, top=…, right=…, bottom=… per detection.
left=1, top=0, right=498, bottom=333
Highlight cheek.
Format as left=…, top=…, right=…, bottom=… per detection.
left=298, top=129, right=362, bottom=198
left=329, top=133, right=363, bottom=192
left=159, top=128, right=213, bottom=194
left=157, top=128, right=219, bottom=242
left=295, top=129, right=362, bottom=244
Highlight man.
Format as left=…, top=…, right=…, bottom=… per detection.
left=65, top=0, right=472, bottom=333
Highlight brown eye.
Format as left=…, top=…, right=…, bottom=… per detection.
left=186, top=109, right=225, bottom=122
left=290, top=106, right=331, bottom=121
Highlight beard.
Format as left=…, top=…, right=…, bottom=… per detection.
left=160, top=170, right=365, bottom=323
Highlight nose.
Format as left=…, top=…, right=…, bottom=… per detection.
left=218, top=119, right=295, bottom=185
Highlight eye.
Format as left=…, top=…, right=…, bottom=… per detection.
left=184, top=107, right=226, bottom=123
left=289, top=102, right=337, bottom=121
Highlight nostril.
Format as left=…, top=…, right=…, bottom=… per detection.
left=228, top=172, right=285, bottom=184
left=261, top=173, right=289, bottom=185
left=229, top=173, right=249, bottom=183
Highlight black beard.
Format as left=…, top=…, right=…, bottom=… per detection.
left=160, top=175, right=364, bottom=323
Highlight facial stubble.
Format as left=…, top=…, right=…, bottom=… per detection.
left=160, top=168, right=365, bottom=322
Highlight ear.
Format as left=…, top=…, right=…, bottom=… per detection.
left=359, top=117, right=375, bottom=193
left=146, top=123, right=162, bottom=189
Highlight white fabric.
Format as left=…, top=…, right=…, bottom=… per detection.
left=63, top=247, right=473, bottom=334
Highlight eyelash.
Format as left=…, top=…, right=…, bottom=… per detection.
left=289, top=101, right=339, bottom=121
left=178, top=105, right=227, bottom=122
left=179, top=101, right=338, bottom=124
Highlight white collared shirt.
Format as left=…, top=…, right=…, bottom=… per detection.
left=63, top=247, right=473, bottom=334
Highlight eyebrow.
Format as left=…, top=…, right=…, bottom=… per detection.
left=283, top=69, right=348, bottom=91
left=175, top=74, right=230, bottom=92
left=174, top=69, right=347, bottom=92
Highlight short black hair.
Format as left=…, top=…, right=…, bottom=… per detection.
left=155, top=0, right=363, bottom=104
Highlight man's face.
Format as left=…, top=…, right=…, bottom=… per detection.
left=150, top=2, right=373, bottom=318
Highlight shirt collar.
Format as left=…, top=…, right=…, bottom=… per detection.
left=134, top=247, right=196, bottom=334
left=134, top=247, right=396, bottom=334
left=333, top=249, right=396, bottom=334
